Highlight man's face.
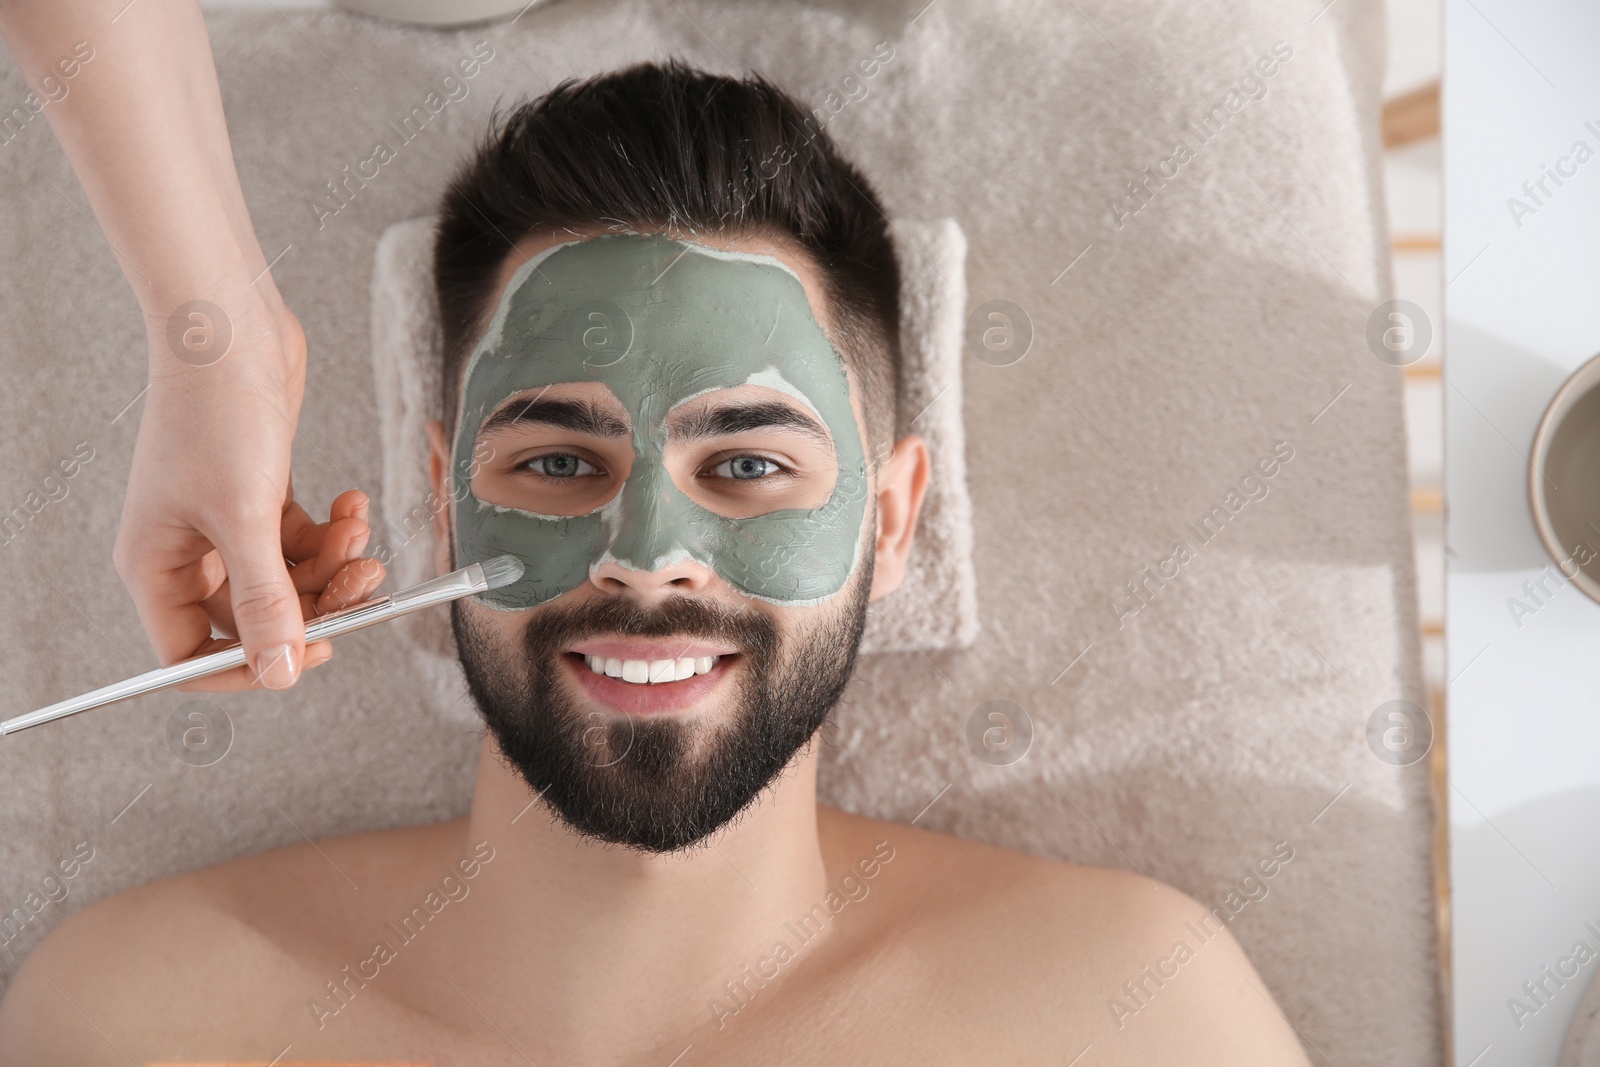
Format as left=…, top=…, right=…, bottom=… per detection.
left=441, top=229, right=879, bottom=854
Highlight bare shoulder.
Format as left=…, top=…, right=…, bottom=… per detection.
left=817, top=806, right=1312, bottom=1066
left=0, top=844, right=304, bottom=1063
left=0, top=818, right=463, bottom=1063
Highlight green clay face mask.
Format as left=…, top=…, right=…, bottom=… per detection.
left=450, top=232, right=870, bottom=610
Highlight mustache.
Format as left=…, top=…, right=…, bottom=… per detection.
left=519, top=592, right=779, bottom=657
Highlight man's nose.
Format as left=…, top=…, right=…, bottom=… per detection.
left=588, top=553, right=716, bottom=599
left=588, top=463, right=716, bottom=600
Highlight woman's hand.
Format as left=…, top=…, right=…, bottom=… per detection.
left=177, top=484, right=387, bottom=693
left=114, top=296, right=384, bottom=691
left=0, top=1, right=374, bottom=690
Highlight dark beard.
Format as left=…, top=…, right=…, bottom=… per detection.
left=450, top=553, right=872, bottom=854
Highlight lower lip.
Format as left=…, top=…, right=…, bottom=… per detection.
left=563, top=652, right=736, bottom=715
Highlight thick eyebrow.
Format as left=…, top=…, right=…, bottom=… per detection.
left=668, top=400, right=835, bottom=453
left=478, top=397, right=631, bottom=439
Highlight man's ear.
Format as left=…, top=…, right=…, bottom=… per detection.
left=425, top=419, right=454, bottom=576
left=867, top=434, right=931, bottom=602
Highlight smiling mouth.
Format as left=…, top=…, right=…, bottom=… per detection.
left=575, top=653, right=725, bottom=685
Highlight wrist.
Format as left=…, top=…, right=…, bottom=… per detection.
left=144, top=280, right=303, bottom=384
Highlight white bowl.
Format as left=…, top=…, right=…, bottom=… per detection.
left=331, top=0, right=536, bottom=26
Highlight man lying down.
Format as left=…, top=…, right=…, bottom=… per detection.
left=0, top=59, right=1310, bottom=1065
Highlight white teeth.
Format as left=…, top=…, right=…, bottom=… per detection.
left=582, top=653, right=722, bottom=685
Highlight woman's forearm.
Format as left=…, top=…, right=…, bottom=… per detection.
left=0, top=0, right=280, bottom=345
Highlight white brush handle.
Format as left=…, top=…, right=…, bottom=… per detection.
left=0, top=561, right=494, bottom=735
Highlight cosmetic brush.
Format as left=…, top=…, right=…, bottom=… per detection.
left=0, top=554, right=524, bottom=736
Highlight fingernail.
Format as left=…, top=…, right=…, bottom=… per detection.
left=254, top=643, right=299, bottom=690
left=351, top=530, right=371, bottom=557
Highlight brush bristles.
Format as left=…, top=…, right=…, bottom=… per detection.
left=477, top=554, right=525, bottom=591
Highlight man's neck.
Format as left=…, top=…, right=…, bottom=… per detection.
left=445, top=731, right=831, bottom=1054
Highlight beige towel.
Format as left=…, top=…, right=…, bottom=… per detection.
left=0, top=7, right=1440, bottom=1062
left=370, top=215, right=979, bottom=722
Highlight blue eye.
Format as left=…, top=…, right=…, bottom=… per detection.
left=713, top=456, right=784, bottom=481
left=527, top=453, right=597, bottom=478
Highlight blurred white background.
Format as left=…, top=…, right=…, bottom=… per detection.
left=1444, top=1, right=1600, bottom=1065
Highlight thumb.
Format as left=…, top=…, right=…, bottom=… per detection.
left=215, top=518, right=305, bottom=690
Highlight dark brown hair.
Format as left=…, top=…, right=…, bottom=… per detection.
left=433, top=57, right=901, bottom=455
